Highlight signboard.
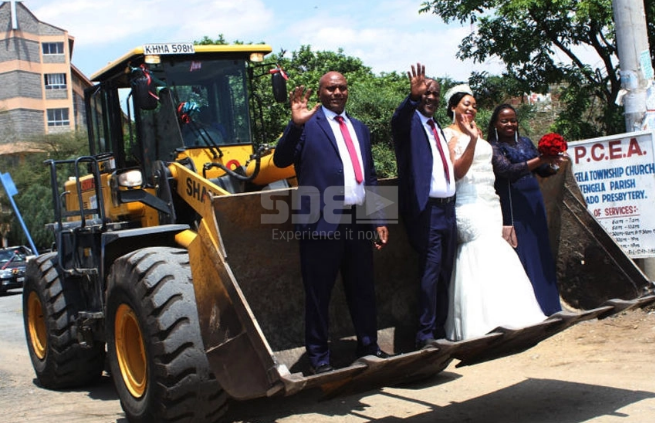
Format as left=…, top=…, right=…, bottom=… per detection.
left=570, top=131, right=655, bottom=258
left=0, top=172, right=17, bottom=197
left=0, top=172, right=38, bottom=255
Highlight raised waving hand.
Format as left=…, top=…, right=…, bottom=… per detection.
left=408, top=62, right=429, bottom=101
left=289, top=85, right=321, bottom=126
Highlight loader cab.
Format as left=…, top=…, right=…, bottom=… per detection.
left=84, top=44, right=284, bottom=180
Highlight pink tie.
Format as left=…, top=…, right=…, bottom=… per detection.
left=335, top=116, right=364, bottom=184
left=427, top=119, right=451, bottom=183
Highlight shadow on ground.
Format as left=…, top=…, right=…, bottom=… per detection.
left=225, top=374, right=655, bottom=423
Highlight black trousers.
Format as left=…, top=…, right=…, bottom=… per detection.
left=405, top=199, right=457, bottom=342
left=299, top=221, right=379, bottom=368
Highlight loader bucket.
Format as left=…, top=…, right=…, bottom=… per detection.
left=539, top=160, right=653, bottom=308
left=192, top=174, right=655, bottom=402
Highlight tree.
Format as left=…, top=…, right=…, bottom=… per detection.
left=420, top=0, right=624, bottom=140
left=195, top=34, right=228, bottom=45
left=200, top=38, right=494, bottom=177
left=1, top=131, right=88, bottom=250
left=646, top=1, right=655, bottom=63
left=255, top=46, right=490, bottom=177
left=251, top=45, right=410, bottom=177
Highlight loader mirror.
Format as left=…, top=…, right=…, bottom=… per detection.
left=271, top=68, right=288, bottom=103
left=133, top=77, right=159, bottom=110
left=131, top=65, right=159, bottom=110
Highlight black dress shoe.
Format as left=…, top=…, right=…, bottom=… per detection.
left=373, top=349, right=393, bottom=359
left=313, top=363, right=334, bottom=375
left=416, top=338, right=437, bottom=350
left=358, top=349, right=393, bottom=359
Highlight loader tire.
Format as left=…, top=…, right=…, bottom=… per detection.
left=22, top=252, right=106, bottom=389
left=106, top=247, right=227, bottom=423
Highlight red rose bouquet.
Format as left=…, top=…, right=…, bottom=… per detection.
left=538, top=133, right=568, bottom=156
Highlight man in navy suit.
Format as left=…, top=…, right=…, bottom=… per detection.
left=273, top=71, right=389, bottom=374
left=391, top=63, right=457, bottom=348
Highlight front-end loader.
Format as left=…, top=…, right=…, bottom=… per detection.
left=22, top=43, right=655, bottom=422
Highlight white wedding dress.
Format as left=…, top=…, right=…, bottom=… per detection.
left=443, top=129, right=546, bottom=341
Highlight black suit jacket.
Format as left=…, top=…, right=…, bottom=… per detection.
left=391, top=96, right=450, bottom=220
left=273, top=107, right=381, bottom=235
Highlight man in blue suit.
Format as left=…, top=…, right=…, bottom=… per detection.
left=273, top=71, right=389, bottom=374
left=391, top=63, right=457, bottom=348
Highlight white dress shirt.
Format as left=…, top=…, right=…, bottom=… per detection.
left=323, top=108, right=366, bottom=206
left=417, top=111, right=456, bottom=198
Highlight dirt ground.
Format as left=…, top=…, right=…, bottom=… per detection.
left=1, top=289, right=654, bottom=423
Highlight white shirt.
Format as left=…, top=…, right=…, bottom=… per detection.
left=323, top=108, right=366, bottom=206
left=417, top=111, right=456, bottom=198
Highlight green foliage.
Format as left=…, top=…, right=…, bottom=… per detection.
left=248, top=44, right=499, bottom=177
left=347, top=72, right=408, bottom=147
left=371, top=143, right=398, bottom=178
left=420, top=0, right=623, bottom=139
left=648, top=1, right=655, bottom=63
left=283, top=45, right=374, bottom=87
left=249, top=46, right=421, bottom=178
left=195, top=35, right=228, bottom=45
left=348, top=72, right=410, bottom=178
left=8, top=184, right=53, bottom=249
left=0, top=131, right=88, bottom=250
left=468, top=73, right=523, bottom=110
left=250, top=46, right=399, bottom=149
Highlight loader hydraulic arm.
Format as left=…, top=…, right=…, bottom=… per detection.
left=167, top=162, right=226, bottom=246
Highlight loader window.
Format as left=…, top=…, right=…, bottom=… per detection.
left=86, top=84, right=140, bottom=169
left=174, top=86, right=228, bottom=147
left=86, top=84, right=129, bottom=164
left=132, top=58, right=254, bottom=178
left=122, top=88, right=140, bottom=167
left=158, top=58, right=252, bottom=146
left=85, top=57, right=256, bottom=180
left=138, top=88, right=186, bottom=177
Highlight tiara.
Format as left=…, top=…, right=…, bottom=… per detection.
left=444, top=84, right=473, bottom=105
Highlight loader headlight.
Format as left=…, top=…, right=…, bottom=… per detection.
left=144, top=55, right=161, bottom=64
left=110, top=168, right=146, bottom=207
left=117, top=169, right=143, bottom=188
left=250, top=52, right=265, bottom=62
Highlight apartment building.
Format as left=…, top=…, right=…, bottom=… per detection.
left=0, top=1, right=91, bottom=156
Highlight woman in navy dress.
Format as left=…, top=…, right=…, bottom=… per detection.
left=487, top=104, right=565, bottom=315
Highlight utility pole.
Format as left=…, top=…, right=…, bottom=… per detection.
left=612, top=0, right=655, bottom=280
left=612, top=0, right=652, bottom=131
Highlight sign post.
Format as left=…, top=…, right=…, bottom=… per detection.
left=0, top=172, right=38, bottom=255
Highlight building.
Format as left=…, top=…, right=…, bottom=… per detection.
left=0, top=1, right=91, bottom=157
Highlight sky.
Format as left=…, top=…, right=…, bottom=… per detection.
left=23, top=0, right=507, bottom=82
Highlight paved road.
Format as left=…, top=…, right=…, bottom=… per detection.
left=2, top=289, right=654, bottom=422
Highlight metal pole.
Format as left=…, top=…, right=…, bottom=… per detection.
left=612, top=0, right=655, bottom=280
left=10, top=1, right=21, bottom=31
left=612, top=0, right=652, bottom=131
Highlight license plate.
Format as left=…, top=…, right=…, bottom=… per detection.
left=143, top=43, right=195, bottom=55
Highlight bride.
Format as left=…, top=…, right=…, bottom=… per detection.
left=442, top=85, right=546, bottom=341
